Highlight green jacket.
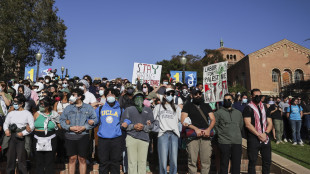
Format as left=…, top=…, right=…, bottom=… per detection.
left=214, top=107, right=243, bottom=144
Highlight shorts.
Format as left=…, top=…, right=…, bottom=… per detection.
left=65, top=134, right=89, bottom=158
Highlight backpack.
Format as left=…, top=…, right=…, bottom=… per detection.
left=289, top=105, right=302, bottom=114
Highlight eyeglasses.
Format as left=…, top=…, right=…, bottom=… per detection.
left=166, top=93, right=175, bottom=97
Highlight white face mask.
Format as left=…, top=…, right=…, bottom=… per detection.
left=99, top=90, right=104, bottom=96
left=45, top=80, right=49, bottom=83
left=69, top=96, right=77, bottom=103
left=79, top=86, right=85, bottom=91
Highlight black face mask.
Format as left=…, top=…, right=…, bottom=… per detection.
left=193, top=97, right=202, bottom=105
left=127, top=88, right=134, bottom=95
left=253, top=95, right=261, bottom=104
left=223, top=99, right=232, bottom=108
left=276, top=101, right=280, bottom=105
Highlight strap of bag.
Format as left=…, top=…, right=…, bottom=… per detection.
left=194, top=104, right=209, bottom=126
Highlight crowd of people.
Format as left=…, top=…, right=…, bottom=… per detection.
left=0, top=73, right=309, bottom=174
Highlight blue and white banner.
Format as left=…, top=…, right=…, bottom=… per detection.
left=170, top=71, right=197, bottom=87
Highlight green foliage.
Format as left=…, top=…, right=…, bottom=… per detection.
left=228, top=83, right=249, bottom=95
left=156, top=49, right=225, bottom=83
left=0, top=0, right=67, bottom=81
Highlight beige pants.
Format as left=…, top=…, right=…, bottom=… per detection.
left=126, top=135, right=149, bottom=174
left=187, top=138, right=212, bottom=174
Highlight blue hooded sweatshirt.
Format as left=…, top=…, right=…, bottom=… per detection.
left=96, top=101, right=122, bottom=138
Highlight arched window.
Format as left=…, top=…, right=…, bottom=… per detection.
left=241, top=72, right=246, bottom=87
left=283, top=69, right=292, bottom=86
left=294, top=69, right=304, bottom=82
left=272, top=69, right=280, bottom=82
left=226, top=55, right=229, bottom=59
left=230, top=55, right=232, bottom=59
left=234, top=55, right=236, bottom=61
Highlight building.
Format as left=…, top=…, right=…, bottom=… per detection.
left=217, top=39, right=245, bottom=67
left=227, top=39, right=310, bottom=95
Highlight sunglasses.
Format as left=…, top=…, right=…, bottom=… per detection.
left=166, top=92, right=175, bottom=97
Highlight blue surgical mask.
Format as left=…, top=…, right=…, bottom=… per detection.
left=166, top=95, right=173, bottom=102
left=163, top=81, right=168, bottom=85
left=62, top=84, right=68, bottom=88
left=107, top=96, right=115, bottom=103
left=242, top=98, right=248, bottom=104
left=13, top=104, right=19, bottom=110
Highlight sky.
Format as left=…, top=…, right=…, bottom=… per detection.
left=49, top=0, right=310, bottom=80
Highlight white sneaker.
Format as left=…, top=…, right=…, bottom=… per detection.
left=283, top=138, right=288, bottom=143
left=299, top=142, right=304, bottom=146
left=292, top=142, right=297, bottom=145
left=276, top=141, right=280, bottom=144
left=280, top=140, right=285, bottom=144
left=288, top=139, right=293, bottom=143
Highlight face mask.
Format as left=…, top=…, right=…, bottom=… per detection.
left=286, top=99, right=289, bottom=103
left=69, top=96, right=77, bottom=103
left=242, top=98, right=248, bottom=104
left=134, top=96, right=144, bottom=113
left=62, top=84, right=68, bottom=88
left=107, top=96, right=115, bottom=103
left=268, top=101, right=275, bottom=105
left=55, top=97, right=61, bottom=101
left=58, top=81, right=62, bottom=84
left=113, top=86, right=117, bottom=89
left=79, top=86, right=86, bottom=91
left=253, top=95, right=261, bottom=104
left=163, top=81, right=168, bottom=85
left=166, top=95, right=173, bottom=102
left=39, top=106, right=45, bottom=112
left=143, top=88, right=148, bottom=93
left=223, top=99, right=232, bottom=108
left=99, top=90, right=104, bottom=96
left=45, top=80, right=49, bottom=83
left=193, top=97, right=202, bottom=105
left=13, top=104, right=19, bottom=110
left=127, top=88, right=134, bottom=95
left=0, top=87, right=2, bottom=92
left=276, top=101, right=280, bottom=105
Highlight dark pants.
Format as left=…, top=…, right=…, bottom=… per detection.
left=283, top=115, right=292, bottom=140
left=247, top=137, right=271, bottom=174
left=6, top=133, right=27, bottom=174
left=98, top=136, right=122, bottom=174
left=34, top=131, right=57, bottom=174
left=218, top=144, right=242, bottom=174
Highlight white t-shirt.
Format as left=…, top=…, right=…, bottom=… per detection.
left=83, top=91, right=97, bottom=104
left=153, top=104, right=181, bottom=137
left=3, top=110, right=34, bottom=136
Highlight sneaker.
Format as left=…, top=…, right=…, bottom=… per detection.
left=299, top=142, right=304, bottom=146
left=288, top=139, right=293, bottom=143
left=283, top=138, right=288, bottom=143
left=292, top=142, right=297, bottom=145
left=280, top=140, right=285, bottom=144
left=276, top=141, right=280, bottom=144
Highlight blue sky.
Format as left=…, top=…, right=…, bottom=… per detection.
left=49, top=0, right=310, bottom=80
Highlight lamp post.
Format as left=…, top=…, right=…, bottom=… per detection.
left=61, top=66, right=65, bottom=79
left=180, top=56, right=187, bottom=84
left=35, top=50, right=42, bottom=81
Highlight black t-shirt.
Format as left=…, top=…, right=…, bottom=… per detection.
left=268, top=104, right=282, bottom=120
left=242, top=104, right=271, bottom=138
left=182, top=102, right=213, bottom=128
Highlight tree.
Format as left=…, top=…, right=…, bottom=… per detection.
left=0, top=0, right=67, bottom=81
left=156, top=49, right=224, bottom=83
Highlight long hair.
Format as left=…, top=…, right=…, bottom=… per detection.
left=161, top=96, right=177, bottom=112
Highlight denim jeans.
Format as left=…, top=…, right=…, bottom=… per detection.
left=158, top=131, right=178, bottom=174
left=290, top=120, right=302, bottom=143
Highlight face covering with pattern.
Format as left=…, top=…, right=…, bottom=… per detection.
left=134, top=96, right=144, bottom=113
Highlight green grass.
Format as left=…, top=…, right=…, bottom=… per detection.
left=271, top=141, right=310, bottom=169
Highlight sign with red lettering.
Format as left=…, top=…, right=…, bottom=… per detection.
left=132, top=62, right=162, bottom=86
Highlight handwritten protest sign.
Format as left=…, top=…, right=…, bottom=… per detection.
left=132, top=63, right=162, bottom=86
left=203, top=61, right=228, bottom=103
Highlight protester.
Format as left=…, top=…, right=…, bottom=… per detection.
left=59, top=88, right=97, bottom=174
left=0, top=81, right=12, bottom=117
left=215, top=93, right=243, bottom=174
left=33, top=97, right=60, bottom=174
left=181, top=89, right=216, bottom=174
left=287, top=98, right=304, bottom=146
left=96, top=88, right=122, bottom=174
left=243, top=89, right=272, bottom=174
left=2, top=94, right=34, bottom=174
left=279, top=96, right=291, bottom=142
left=153, top=88, right=181, bottom=174
left=232, top=93, right=248, bottom=112
left=269, top=99, right=283, bottom=144
left=121, top=91, right=154, bottom=174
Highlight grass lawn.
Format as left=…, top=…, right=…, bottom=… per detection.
left=271, top=141, right=310, bottom=169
